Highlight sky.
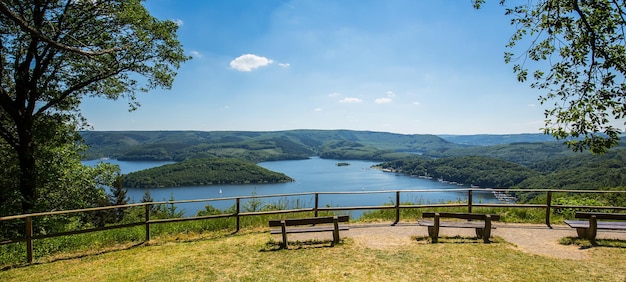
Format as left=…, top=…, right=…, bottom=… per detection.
left=80, top=0, right=548, bottom=135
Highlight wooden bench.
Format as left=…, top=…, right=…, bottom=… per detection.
left=564, top=212, right=626, bottom=243
left=268, top=215, right=349, bottom=248
left=418, top=212, right=500, bottom=243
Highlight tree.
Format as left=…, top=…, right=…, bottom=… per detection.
left=141, top=190, right=154, bottom=204
left=1, top=133, right=121, bottom=236
left=140, top=190, right=159, bottom=214
left=161, top=193, right=184, bottom=218
left=0, top=1, right=188, bottom=213
left=108, top=174, right=129, bottom=222
left=474, top=0, right=626, bottom=154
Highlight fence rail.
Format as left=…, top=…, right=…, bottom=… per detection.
left=1, top=188, right=625, bottom=263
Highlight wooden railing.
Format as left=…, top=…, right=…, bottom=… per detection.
left=1, top=188, right=625, bottom=263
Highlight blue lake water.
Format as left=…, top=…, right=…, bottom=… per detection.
left=83, top=157, right=498, bottom=217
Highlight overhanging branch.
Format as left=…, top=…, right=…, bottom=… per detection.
left=0, top=1, right=128, bottom=57
left=34, top=67, right=127, bottom=117
left=0, top=116, right=19, bottom=150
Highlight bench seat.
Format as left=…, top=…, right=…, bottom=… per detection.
left=268, top=215, right=349, bottom=248
left=564, top=220, right=626, bottom=230
left=564, top=212, right=626, bottom=243
left=418, top=220, right=496, bottom=229
left=270, top=225, right=349, bottom=234
left=418, top=212, right=499, bottom=243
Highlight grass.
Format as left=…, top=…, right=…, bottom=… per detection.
left=0, top=206, right=592, bottom=265
left=560, top=237, right=626, bottom=248
left=1, top=205, right=625, bottom=281
left=0, top=210, right=344, bottom=266
left=0, top=199, right=559, bottom=265
left=1, top=230, right=625, bottom=281
left=412, top=235, right=507, bottom=244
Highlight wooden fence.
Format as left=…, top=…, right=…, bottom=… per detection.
left=1, top=188, right=625, bottom=263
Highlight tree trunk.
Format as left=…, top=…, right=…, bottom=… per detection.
left=17, top=125, right=36, bottom=214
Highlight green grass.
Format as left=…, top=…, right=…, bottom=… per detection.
left=1, top=206, right=624, bottom=281
left=560, top=237, right=626, bottom=248
left=0, top=210, right=342, bottom=266
left=1, top=231, right=625, bottom=281
left=0, top=205, right=567, bottom=267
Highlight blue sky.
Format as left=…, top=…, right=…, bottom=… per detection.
left=80, top=0, right=546, bottom=135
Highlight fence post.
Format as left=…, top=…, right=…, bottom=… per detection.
left=314, top=193, right=319, bottom=217
left=393, top=191, right=400, bottom=225
left=468, top=189, right=473, bottom=213
left=145, top=204, right=151, bottom=242
left=545, top=190, right=552, bottom=228
left=25, top=216, right=33, bottom=263
left=236, top=198, right=241, bottom=232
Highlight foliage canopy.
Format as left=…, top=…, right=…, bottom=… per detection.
left=0, top=0, right=188, bottom=213
left=475, top=0, right=626, bottom=154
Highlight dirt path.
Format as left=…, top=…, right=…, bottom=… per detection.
left=278, top=222, right=626, bottom=260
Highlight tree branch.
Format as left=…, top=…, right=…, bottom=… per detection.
left=34, top=67, right=126, bottom=117
left=0, top=112, right=19, bottom=150
left=0, top=1, right=127, bottom=57
left=0, top=87, right=18, bottom=119
left=572, top=1, right=626, bottom=74
left=610, top=0, right=626, bottom=53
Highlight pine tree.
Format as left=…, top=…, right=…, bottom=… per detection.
left=109, top=175, right=130, bottom=222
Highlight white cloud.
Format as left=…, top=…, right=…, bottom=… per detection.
left=278, top=63, right=291, bottom=68
left=412, top=101, right=420, bottom=106
left=190, top=51, right=203, bottom=58
left=528, top=103, right=536, bottom=107
left=329, top=92, right=340, bottom=97
left=339, top=97, right=363, bottom=103
left=386, top=91, right=396, bottom=97
left=314, top=107, right=323, bottom=112
left=230, top=54, right=273, bottom=72
left=172, top=19, right=184, bottom=26
left=375, top=98, right=392, bottom=104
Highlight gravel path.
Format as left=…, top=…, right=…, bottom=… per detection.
left=276, top=222, right=626, bottom=260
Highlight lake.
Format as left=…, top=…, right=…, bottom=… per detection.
left=83, top=157, right=499, bottom=218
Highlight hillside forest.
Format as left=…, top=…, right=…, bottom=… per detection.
left=81, top=130, right=626, bottom=198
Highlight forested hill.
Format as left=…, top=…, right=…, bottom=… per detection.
left=379, top=149, right=626, bottom=191
left=122, top=158, right=293, bottom=188
left=83, top=130, right=626, bottom=197
left=80, top=130, right=466, bottom=162
left=438, top=133, right=558, bottom=146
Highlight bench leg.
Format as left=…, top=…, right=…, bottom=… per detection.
left=428, top=214, right=440, bottom=243
left=427, top=226, right=439, bottom=243
left=587, top=216, right=597, bottom=245
left=281, top=221, right=288, bottom=249
left=576, top=228, right=587, bottom=239
left=332, top=216, right=340, bottom=244
left=482, top=216, right=492, bottom=243
left=482, top=228, right=492, bottom=243
left=475, top=228, right=484, bottom=239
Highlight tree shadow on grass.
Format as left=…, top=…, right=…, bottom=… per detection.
left=560, top=237, right=626, bottom=249
left=261, top=238, right=346, bottom=252
left=0, top=241, right=146, bottom=271
left=412, top=235, right=504, bottom=244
